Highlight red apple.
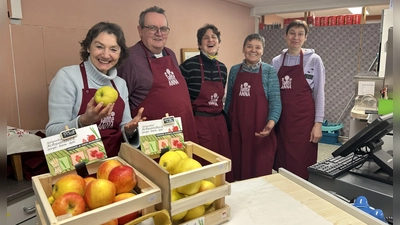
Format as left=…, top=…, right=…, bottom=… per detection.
left=51, top=192, right=86, bottom=217
left=84, top=179, right=116, bottom=210
left=97, top=159, right=123, bottom=179
left=52, top=174, right=86, bottom=200
left=108, top=165, right=137, bottom=194
left=114, top=193, right=140, bottom=224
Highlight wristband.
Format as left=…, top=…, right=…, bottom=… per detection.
left=125, top=129, right=137, bottom=138
left=78, top=116, right=86, bottom=128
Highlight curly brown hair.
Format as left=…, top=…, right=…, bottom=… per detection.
left=79, top=22, right=129, bottom=68
left=196, top=24, right=221, bottom=51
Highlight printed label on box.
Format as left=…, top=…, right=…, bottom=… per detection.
left=41, top=125, right=107, bottom=176
left=182, top=217, right=205, bottom=225
left=138, top=117, right=184, bottom=155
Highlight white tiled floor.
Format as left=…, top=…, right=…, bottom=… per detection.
left=317, top=143, right=341, bottom=162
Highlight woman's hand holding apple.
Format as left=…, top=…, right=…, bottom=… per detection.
left=80, top=97, right=115, bottom=126
left=124, top=107, right=146, bottom=134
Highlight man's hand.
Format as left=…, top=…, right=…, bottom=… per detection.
left=125, top=107, right=147, bottom=133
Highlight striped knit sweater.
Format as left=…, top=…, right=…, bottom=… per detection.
left=179, top=52, right=228, bottom=102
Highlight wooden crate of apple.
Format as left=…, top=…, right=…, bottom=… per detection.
left=32, top=156, right=162, bottom=225
left=119, top=142, right=232, bottom=225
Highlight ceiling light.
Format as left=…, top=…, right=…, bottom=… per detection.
left=348, top=7, right=369, bottom=15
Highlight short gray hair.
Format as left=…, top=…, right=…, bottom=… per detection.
left=138, top=6, right=167, bottom=27
left=243, top=33, right=265, bottom=48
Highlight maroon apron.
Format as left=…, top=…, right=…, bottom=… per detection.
left=228, top=65, right=277, bottom=181
left=273, top=51, right=317, bottom=179
left=78, top=62, right=124, bottom=157
left=192, top=56, right=233, bottom=181
left=131, top=42, right=198, bottom=143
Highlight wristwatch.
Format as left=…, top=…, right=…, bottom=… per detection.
left=125, top=128, right=137, bottom=138
left=78, top=116, right=86, bottom=128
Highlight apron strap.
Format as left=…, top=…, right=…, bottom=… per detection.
left=80, top=62, right=119, bottom=94
left=141, top=41, right=170, bottom=68
left=198, top=55, right=222, bottom=83
left=79, top=62, right=89, bottom=89
left=281, top=50, right=304, bottom=67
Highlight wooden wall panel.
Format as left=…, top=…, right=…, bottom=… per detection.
left=43, top=26, right=87, bottom=85
left=7, top=24, right=19, bottom=128
left=11, top=25, right=48, bottom=130
left=7, top=0, right=255, bottom=131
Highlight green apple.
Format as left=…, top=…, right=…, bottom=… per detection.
left=175, top=158, right=203, bottom=195
left=94, top=86, right=118, bottom=106
left=198, top=180, right=216, bottom=207
left=171, top=189, right=187, bottom=221
left=159, top=151, right=183, bottom=175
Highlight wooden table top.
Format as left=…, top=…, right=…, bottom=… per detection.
left=263, top=170, right=386, bottom=225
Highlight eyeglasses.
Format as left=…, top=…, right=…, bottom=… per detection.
left=142, top=25, right=170, bottom=35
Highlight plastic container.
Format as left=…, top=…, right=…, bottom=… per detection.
left=320, top=121, right=343, bottom=145
left=328, top=16, right=337, bottom=26
left=314, top=17, right=321, bottom=26
left=337, top=15, right=344, bottom=25
left=344, top=15, right=353, bottom=25
left=353, top=14, right=362, bottom=24
left=320, top=17, right=329, bottom=26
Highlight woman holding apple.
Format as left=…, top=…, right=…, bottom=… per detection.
left=224, top=33, right=281, bottom=181
left=46, top=22, right=145, bottom=157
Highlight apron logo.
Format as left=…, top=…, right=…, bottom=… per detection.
left=164, top=68, right=179, bottom=86
left=281, top=75, right=292, bottom=89
left=98, top=111, right=115, bottom=130
left=208, top=93, right=219, bottom=106
left=239, top=82, right=251, bottom=97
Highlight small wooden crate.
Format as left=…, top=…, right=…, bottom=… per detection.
left=119, top=141, right=231, bottom=225
left=32, top=156, right=162, bottom=225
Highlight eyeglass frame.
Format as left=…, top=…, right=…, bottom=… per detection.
left=142, top=25, right=170, bottom=35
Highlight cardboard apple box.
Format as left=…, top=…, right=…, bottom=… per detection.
left=118, top=142, right=232, bottom=225
left=32, top=156, right=162, bottom=225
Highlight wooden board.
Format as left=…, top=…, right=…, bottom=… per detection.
left=267, top=169, right=387, bottom=225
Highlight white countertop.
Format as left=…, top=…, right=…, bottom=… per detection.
left=225, top=176, right=333, bottom=225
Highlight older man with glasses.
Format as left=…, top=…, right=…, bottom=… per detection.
left=117, top=6, right=198, bottom=147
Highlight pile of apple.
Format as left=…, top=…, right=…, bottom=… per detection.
left=158, top=150, right=217, bottom=223
left=48, top=159, right=140, bottom=225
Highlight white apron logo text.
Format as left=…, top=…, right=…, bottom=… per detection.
left=98, top=111, right=115, bottom=130
left=208, top=93, right=219, bottom=106
left=239, top=82, right=251, bottom=97
left=164, top=68, right=179, bottom=86
left=281, top=75, right=292, bottom=89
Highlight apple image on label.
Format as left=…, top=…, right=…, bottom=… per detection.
left=94, top=86, right=118, bottom=106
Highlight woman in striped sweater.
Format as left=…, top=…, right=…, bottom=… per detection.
left=179, top=24, right=233, bottom=182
